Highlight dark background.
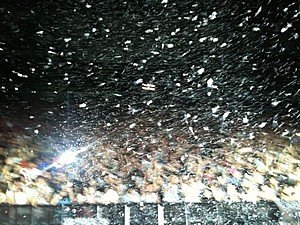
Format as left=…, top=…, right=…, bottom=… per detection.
left=0, top=0, right=299, bottom=144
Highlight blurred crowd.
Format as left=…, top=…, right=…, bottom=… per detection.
left=0, top=131, right=299, bottom=206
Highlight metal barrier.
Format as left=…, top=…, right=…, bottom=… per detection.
left=0, top=201, right=297, bottom=225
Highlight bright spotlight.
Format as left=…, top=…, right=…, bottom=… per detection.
left=56, top=150, right=77, bottom=166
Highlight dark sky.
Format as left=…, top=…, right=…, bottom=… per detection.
left=0, top=0, right=299, bottom=142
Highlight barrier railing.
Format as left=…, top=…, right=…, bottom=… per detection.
left=0, top=201, right=298, bottom=225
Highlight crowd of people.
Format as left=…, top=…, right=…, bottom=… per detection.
left=0, top=130, right=299, bottom=206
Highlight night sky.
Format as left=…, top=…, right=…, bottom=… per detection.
left=0, top=0, right=299, bottom=143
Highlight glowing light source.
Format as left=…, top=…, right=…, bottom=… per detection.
left=56, top=150, right=77, bottom=165
left=43, top=140, right=99, bottom=172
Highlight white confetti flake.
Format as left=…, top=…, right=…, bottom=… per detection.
left=209, top=11, right=217, bottom=20
left=64, top=38, right=72, bottom=42
left=183, top=113, right=191, bottom=122
left=199, top=37, right=207, bottom=42
left=197, top=68, right=205, bottom=75
left=212, top=106, right=219, bottom=114
left=222, top=111, right=231, bottom=120
left=166, top=43, right=174, bottom=48
left=252, top=27, right=260, bottom=31
left=34, top=129, right=39, bottom=134
left=134, top=78, right=143, bottom=84
left=242, top=116, right=249, bottom=124
left=188, top=126, right=194, bottom=134
left=281, top=23, right=292, bottom=33
left=161, top=0, right=168, bottom=3
left=254, top=6, right=262, bottom=17
left=281, top=130, right=290, bottom=136
left=192, top=15, right=198, bottom=21
left=258, top=122, right=267, bottom=128
left=85, top=4, right=92, bottom=8
left=157, top=121, right=162, bottom=126
left=36, top=31, right=43, bottom=34
left=220, top=42, right=227, bottom=47
left=92, top=28, right=97, bottom=32
left=79, top=103, right=87, bottom=108
left=207, top=78, right=214, bottom=88
left=151, top=51, right=160, bottom=55
left=145, top=29, right=153, bottom=33
left=281, top=27, right=288, bottom=33
left=155, top=70, right=164, bottom=74
left=124, top=40, right=131, bottom=44
left=129, top=123, right=136, bottom=129
left=146, top=100, right=153, bottom=106
left=171, top=28, right=180, bottom=35
left=29, top=115, right=34, bottom=119
left=203, top=126, right=209, bottom=131
left=271, top=100, right=281, bottom=106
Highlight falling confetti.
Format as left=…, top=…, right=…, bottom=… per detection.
left=0, top=0, right=299, bottom=223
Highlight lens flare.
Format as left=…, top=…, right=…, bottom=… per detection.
left=57, top=150, right=77, bottom=165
